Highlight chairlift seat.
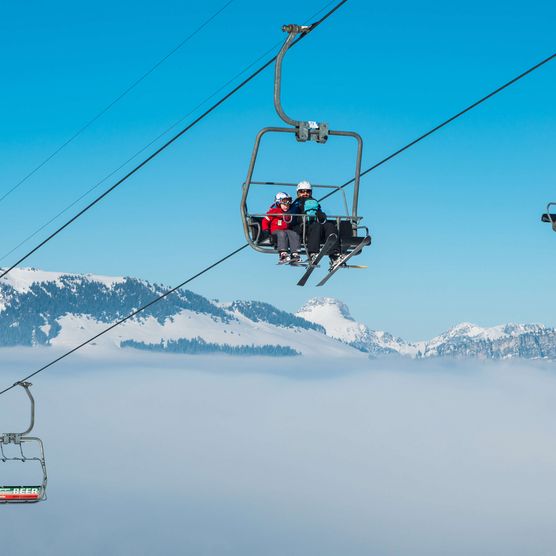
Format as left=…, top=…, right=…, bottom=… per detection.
left=338, top=220, right=371, bottom=252
left=248, top=217, right=275, bottom=246
left=541, top=214, right=556, bottom=231
left=249, top=215, right=371, bottom=254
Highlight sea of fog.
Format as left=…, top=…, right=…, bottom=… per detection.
left=1, top=348, right=556, bottom=555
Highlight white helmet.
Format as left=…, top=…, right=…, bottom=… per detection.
left=275, top=191, right=291, bottom=203
left=297, top=180, right=312, bottom=192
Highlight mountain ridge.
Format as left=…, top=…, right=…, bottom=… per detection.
left=296, top=297, right=556, bottom=360
left=1, top=268, right=555, bottom=360
left=0, top=268, right=358, bottom=358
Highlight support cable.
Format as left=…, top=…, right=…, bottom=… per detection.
left=318, top=51, right=556, bottom=203
left=0, top=244, right=249, bottom=397
left=0, top=0, right=340, bottom=265
left=0, top=0, right=348, bottom=283
left=0, top=0, right=237, bottom=206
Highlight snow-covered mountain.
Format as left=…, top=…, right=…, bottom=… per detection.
left=0, top=268, right=360, bottom=358
left=1, top=268, right=555, bottom=360
left=296, top=297, right=415, bottom=356
left=421, top=322, right=556, bottom=359
left=296, top=297, right=556, bottom=360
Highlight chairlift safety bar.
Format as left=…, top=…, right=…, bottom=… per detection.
left=246, top=182, right=351, bottom=219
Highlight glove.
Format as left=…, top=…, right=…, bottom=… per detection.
left=304, top=199, right=320, bottom=219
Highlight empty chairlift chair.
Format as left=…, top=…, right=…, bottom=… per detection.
left=0, top=382, right=47, bottom=503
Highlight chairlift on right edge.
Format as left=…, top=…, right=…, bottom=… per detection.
left=541, top=202, right=556, bottom=231
left=240, top=24, right=371, bottom=287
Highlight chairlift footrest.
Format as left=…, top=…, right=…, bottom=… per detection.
left=297, top=234, right=338, bottom=287
left=316, top=236, right=369, bottom=287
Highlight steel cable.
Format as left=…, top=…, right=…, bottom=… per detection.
left=0, top=244, right=250, bottom=396
left=0, top=0, right=237, bottom=206
left=0, top=0, right=340, bottom=265
left=318, top=51, right=556, bottom=203
left=0, top=0, right=348, bottom=283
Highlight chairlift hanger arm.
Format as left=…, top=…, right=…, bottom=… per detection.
left=274, top=24, right=329, bottom=143
left=274, top=25, right=310, bottom=127
left=1, top=382, right=36, bottom=441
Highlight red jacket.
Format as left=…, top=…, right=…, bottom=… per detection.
left=262, top=206, right=293, bottom=233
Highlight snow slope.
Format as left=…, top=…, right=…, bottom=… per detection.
left=0, top=266, right=124, bottom=294
left=0, top=268, right=361, bottom=358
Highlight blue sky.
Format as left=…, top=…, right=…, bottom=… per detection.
left=0, top=0, right=554, bottom=340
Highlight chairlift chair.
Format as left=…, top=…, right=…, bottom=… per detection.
left=240, top=24, right=371, bottom=263
left=0, top=382, right=47, bottom=503
left=541, top=202, right=556, bottom=231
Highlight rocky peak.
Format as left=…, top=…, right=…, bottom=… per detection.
left=298, top=297, right=354, bottom=320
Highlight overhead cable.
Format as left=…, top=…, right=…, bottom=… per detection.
left=0, top=0, right=340, bottom=265
left=0, top=0, right=349, bottom=282
left=0, top=0, right=237, bottom=207
left=318, top=51, right=556, bottom=203
left=0, top=244, right=249, bottom=397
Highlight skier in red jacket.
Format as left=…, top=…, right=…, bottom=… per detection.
left=262, top=192, right=301, bottom=263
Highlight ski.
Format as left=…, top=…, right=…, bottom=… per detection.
left=297, top=234, right=338, bottom=287
left=316, top=236, right=369, bottom=287
left=288, top=255, right=308, bottom=267
left=276, top=261, right=310, bottom=267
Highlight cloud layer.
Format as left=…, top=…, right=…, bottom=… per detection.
left=2, top=350, right=556, bottom=555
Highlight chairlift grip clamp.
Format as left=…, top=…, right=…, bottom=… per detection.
left=282, top=24, right=311, bottom=34
left=296, top=121, right=329, bottom=144
left=1, top=433, right=22, bottom=444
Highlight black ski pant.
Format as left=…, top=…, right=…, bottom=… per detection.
left=297, top=220, right=340, bottom=255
